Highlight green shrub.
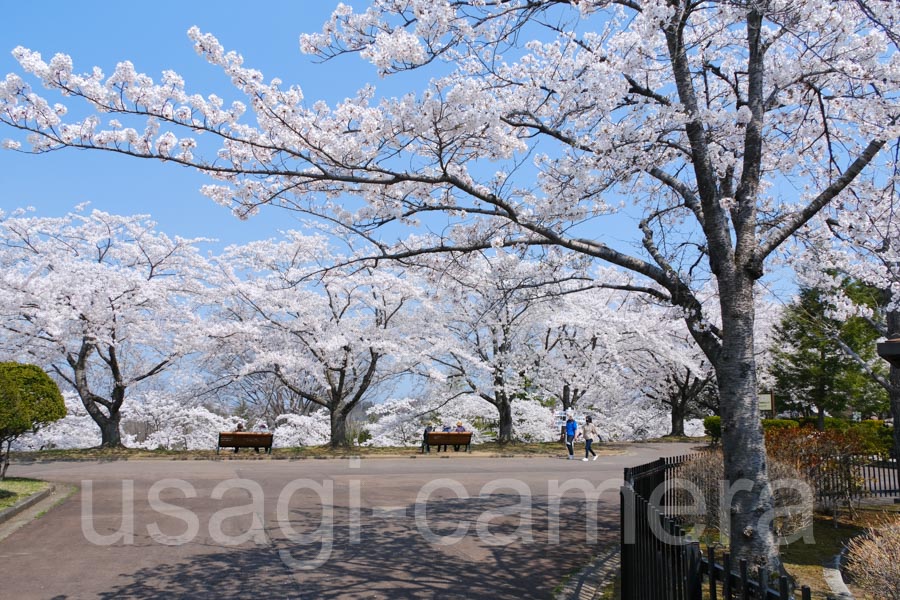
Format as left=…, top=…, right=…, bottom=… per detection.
left=0, top=362, right=66, bottom=478
left=849, top=420, right=893, bottom=455
left=703, top=416, right=721, bottom=443
left=762, top=418, right=800, bottom=431
left=797, top=416, right=850, bottom=430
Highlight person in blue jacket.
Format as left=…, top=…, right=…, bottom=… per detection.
left=565, top=413, right=577, bottom=460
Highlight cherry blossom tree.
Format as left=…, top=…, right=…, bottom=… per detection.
left=270, top=411, right=332, bottom=448
left=365, top=392, right=556, bottom=446
left=0, top=208, right=213, bottom=447
left=123, top=392, right=236, bottom=450
left=528, top=281, right=631, bottom=414
left=628, top=322, right=718, bottom=437
left=3, top=0, right=900, bottom=568
left=12, top=391, right=100, bottom=450
left=210, top=232, right=427, bottom=447
left=418, top=249, right=585, bottom=443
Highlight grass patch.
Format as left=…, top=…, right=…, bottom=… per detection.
left=683, top=516, right=865, bottom=599
left=0, top=478, right=50, bottom=510
left=10, top=441, right=628, bottom=461
left=779, top=516, right=863, bottom=599
left=641, top=435, right=710, bottom=444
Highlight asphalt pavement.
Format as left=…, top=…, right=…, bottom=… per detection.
left=0, top=442, right=698, bottom=600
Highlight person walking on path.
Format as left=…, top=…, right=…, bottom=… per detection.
left=564, top=413, right=577, bottom=460
left=582, top=416, right=598, bottom=461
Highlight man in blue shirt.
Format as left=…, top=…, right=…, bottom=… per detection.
left=565, top=414, right=577, bottom=460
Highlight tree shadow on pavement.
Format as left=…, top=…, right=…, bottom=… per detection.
left=96, top=495, right=618, bottom=600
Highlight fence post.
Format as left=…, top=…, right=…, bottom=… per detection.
left=707, top=546, right=718, bottom=600
left=757, top=566, right=768, bottom=600
left=620, top=486, right=632, bottom=600
left=685, top=541, right=702, bottom=600
left=722, top=553, right=732, bottom=600
left=739, top=559, right=749, bottom=600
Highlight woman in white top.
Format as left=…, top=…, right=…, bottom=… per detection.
left=582, top=416, right=599, bottom=461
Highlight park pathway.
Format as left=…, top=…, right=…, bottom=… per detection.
left=0, top=442, right=697, bottom=599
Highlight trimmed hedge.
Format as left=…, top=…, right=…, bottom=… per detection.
left=762, top=418, right=800, bottom=431
left=702, top=416, right=800, bottom=444
left=0, top=362, right=66, bottom=439
left=796, top=416, right=851, bottom=430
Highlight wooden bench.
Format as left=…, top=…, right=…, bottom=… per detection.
left=422, top=431, right=473, bottom=453
left=217, top=432, right=273, bottom=454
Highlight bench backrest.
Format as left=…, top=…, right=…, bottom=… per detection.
left=425, top=431, right=472, bottom=444
left=218, top=432, right=274, bottom=447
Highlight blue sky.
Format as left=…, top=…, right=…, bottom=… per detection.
left=0, top=1, right=390, bottom=246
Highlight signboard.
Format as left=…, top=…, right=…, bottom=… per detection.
left=758, top=392, right=774, bottom=412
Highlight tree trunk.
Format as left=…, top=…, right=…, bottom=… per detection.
left=0, top=440, right=10, bottom=480
left=496, top=399, right=513, bottom=444
left=561, top=384, right=573, bottom=411
left=670, top=401, right=686, bottom=437
left=330, top=409, right=350, bottom=448
left=99, top=411, right=124, bottom=448
left=715, top=281, right=780, bottom=573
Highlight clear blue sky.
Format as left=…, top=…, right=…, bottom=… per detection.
left=0, top=1, right=390, bottom=246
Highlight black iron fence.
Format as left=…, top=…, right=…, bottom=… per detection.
left=811, top=453, right=900, bottom=502
left=620, top=453, right=835, bottom=600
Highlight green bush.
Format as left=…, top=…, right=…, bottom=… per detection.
left=849, top=420, right=893, bottom=455
left=703, top=416, right=800, bottom=444
left=797, top=416, right=850, bottom=430
left=703, top=416, right=721, bottom=443
left=0, top=362, right=66, bottom=478
left=762, top=418, right=800, bottom=431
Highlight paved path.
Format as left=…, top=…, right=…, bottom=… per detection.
left=0, top=443, right=698, bottom=599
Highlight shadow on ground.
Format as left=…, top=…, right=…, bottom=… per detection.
left=94, top=495, right=618, bottom=600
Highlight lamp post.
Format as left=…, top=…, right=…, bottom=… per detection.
left=877, top=337, right=900, bottom=370
left=877, top=333, right=900, bottom=493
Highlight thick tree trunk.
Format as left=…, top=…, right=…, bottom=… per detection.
left=496, top=399, right=513, bottom=444
left=99, top=413, right=123, bottom=448
left=330, top=409, right=350, bottom=448
left=669, top=402, right=686, bottom=437
left=71, top=343, right=125, bottom=448
left=716, top=281, right=780, bottom=573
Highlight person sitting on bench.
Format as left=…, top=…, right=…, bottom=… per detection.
left=453, top=421, right=466, bottom=451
